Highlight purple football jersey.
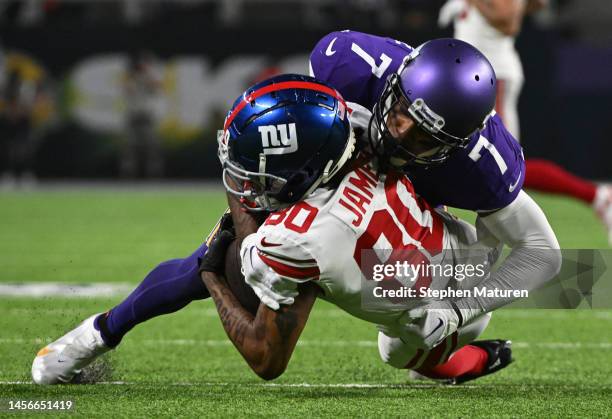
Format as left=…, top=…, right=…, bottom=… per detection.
left=310, top=30, right=525, bottom=211
left=310, top=30, right=413, bottom=110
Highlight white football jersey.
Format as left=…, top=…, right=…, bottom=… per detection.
left=240, top=164, right=498, bottom=328
left=452, top=0, right=524, bottom=81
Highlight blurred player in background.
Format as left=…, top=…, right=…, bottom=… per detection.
left=0, top=52, right=54, bottom=189
left=121, top=51, right=163, bottom=178
left=439, top=0, right=612, bottom=244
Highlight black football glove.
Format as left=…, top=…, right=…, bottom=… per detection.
left=199, top=213, right=235, bottom=275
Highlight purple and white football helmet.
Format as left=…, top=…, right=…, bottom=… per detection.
left=370, top=38, right=497, bottom=168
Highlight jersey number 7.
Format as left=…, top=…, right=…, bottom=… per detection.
left=351, top=42, right=393, bottom=79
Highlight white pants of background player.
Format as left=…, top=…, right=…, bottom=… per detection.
left=495, top=74, right=524, bottom=141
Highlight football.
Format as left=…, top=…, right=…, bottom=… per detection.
left=224, top=239, right=260, bottom=315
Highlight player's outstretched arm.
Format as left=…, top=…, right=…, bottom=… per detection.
left=455, top=190, right=562, bottom=323
left=202, top=271, right=317, bottom=380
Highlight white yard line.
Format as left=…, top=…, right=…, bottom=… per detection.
left=494, top=311, right=612, bottom=320
left=7, top=305, right=610, bottom=321
left=3, top=306, right=352, bottom=318
left=1, top=284, right=611, bottom=322
left=1, top=337, right=610, bottom=349
left=0, top=380, right=473, bottom=388
left=0, top=283, right=133, bottom=298
left=2, top=380, right=609, bottom=389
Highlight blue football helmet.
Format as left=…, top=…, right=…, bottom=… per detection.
left=219, top=74, right=355, bottom=211
left=370, top=38, right=497, bottom=168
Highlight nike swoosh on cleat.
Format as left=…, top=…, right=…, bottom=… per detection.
left=508, top=171, right=522, bottom=192
left=325, top=37, right=338, bottom=56
left=260, top=237, right=282, bottom=247
left=425, top=319, right=444, bottom=339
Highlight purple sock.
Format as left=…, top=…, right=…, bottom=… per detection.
left=94, top=243, right=210, bottom=347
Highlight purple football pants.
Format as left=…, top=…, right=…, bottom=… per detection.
left=94, top=243, right=209, bottom=347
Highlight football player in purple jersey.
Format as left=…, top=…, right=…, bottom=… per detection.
left=309, top=31, right=561, bottom=377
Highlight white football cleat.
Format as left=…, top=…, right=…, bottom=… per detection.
left=31, top=314, right=110, bottom=384
left=593, top=185, right=612, bottom=246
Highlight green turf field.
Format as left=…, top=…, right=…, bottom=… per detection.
left=1, top=188, right=610, bottom=417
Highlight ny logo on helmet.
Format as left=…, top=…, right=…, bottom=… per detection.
left=258, top=123, right=298, bottom=155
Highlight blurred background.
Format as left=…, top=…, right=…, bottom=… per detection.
left=0, top=0, right=610, bottom=185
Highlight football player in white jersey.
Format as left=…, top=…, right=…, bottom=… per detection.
left=199, top=74, right=557, bottom=383
left=439, top=0, right=612, bottom=244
